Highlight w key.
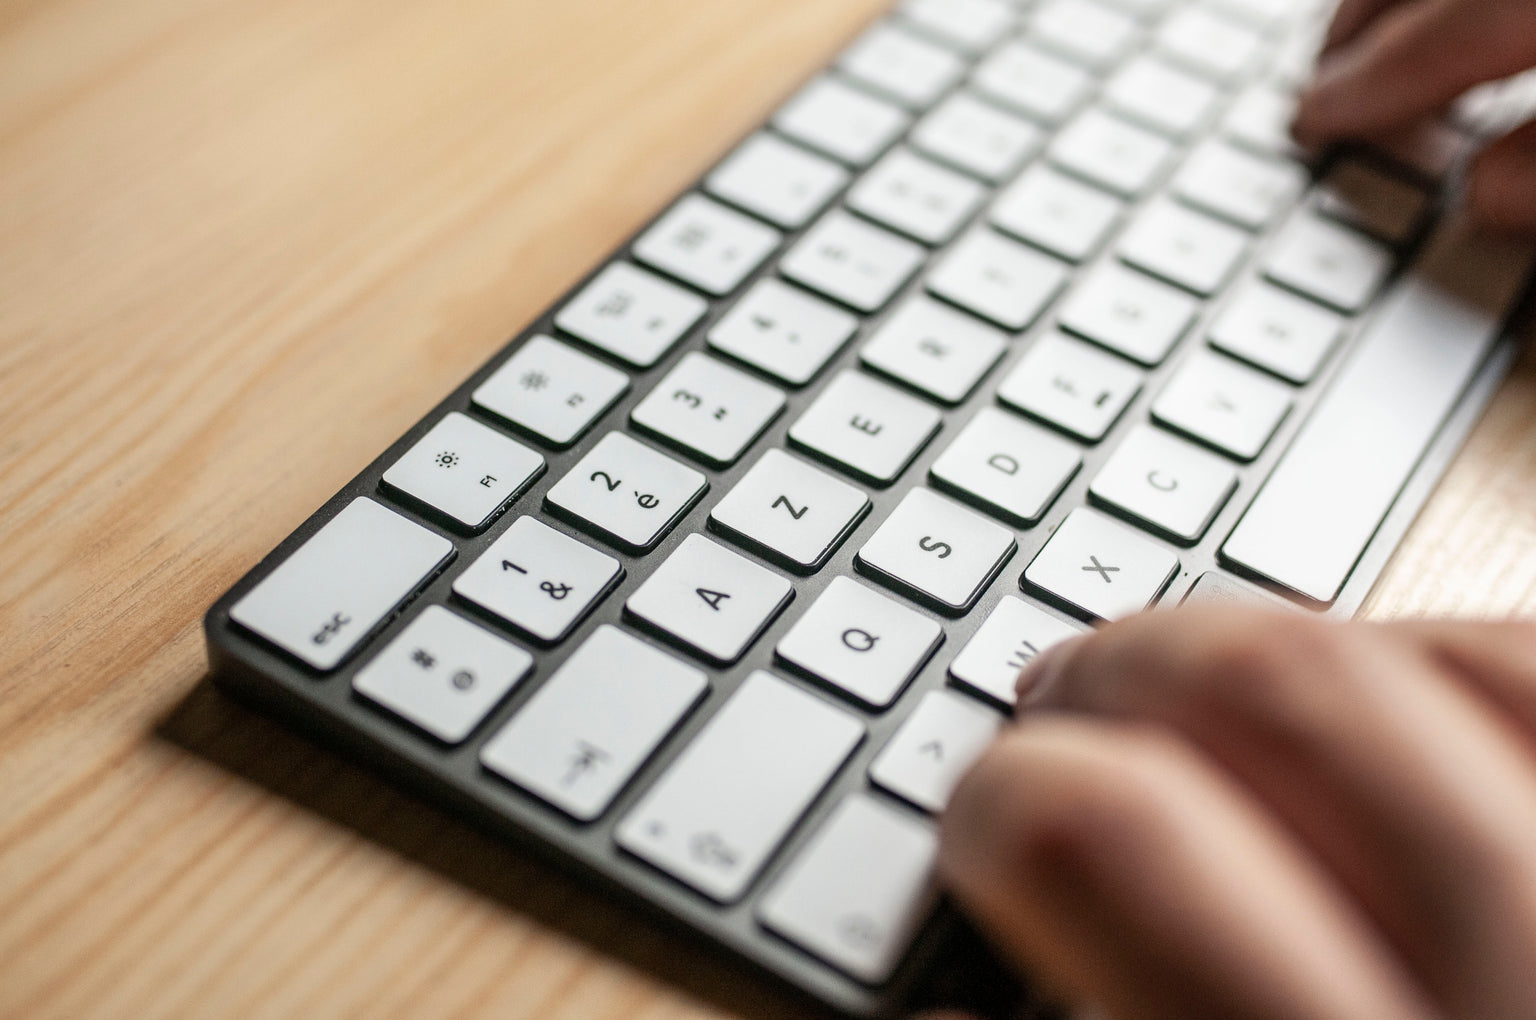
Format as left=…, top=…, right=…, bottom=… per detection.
left=857, top=487, right=1016, bottom=615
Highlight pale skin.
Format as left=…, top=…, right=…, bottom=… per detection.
left=931, top=4, right=1536, bottom=1016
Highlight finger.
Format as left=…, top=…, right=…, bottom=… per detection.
left=1293, top=0, right=1536, bottom=146
left=1468, top=119, right=1536, bottom=235
left=941, top=719, right=1432, bottom=1020
left=1030, top=608, right=1536, bottom=1017
left=1321, top=0, right=1407, bottom=54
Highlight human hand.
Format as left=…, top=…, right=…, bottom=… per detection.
left=937, top=607, right=1536, bottom=1019
left=1291, top=0, right=1536, bottom=234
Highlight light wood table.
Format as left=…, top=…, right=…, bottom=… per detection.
left=6, top=1, right=1536, bottom=1016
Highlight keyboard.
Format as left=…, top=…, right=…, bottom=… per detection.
left=204, top=0, right=1536, bottom=1014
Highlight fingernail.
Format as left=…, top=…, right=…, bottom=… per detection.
left=1014, top=635, right=1086, bottom=707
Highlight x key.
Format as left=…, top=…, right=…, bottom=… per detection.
left=1023, top=508, right=1180, bottom=621
left=1081, top=555, right=1120, bottom=583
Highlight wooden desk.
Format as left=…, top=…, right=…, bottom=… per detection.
left=5, top=1, right=1536, bottom=1015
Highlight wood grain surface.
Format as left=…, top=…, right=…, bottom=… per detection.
left=4, top=1, right=1536, bottom=1017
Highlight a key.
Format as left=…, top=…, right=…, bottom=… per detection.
left=629, top=351, right=787, bottom=468
left=930, top=406, right=1083, bottom=527
left=990, top=163, right=1123, bottom=263
left=452, top=515, right=622, bottom=643
left=616, top=671, right=865, bottom=903
left=772, top=76, right=911, bottom=167
left=706, top=277, right=858, bottom=387
left=869, top=689, right=1002, bottom=812
left=926, top=228, right=1070, bottom=331
left=776, top=575, right=944, bottom=709
left=1264, top=211, right=1394, bottom=314
left=229, top=498, right=453, bottom=671
left=838, top=22, right=967, bottom=110
left=381, top=412, right=544, bottom=530
left=1208, top=279, right=1343, bottom=384
left=1101, top=55, right=1219, bottom=139
left=1049, top=108, right=1175, bottom=198
left=780, top=209, right=927, bottom=313
left=480, top=625, right=708, bottom=821
left=788, top=370, right=943, bottom=486
left=910, top=91, right=1044, bottom=184
left=1221, top=84, right=1301, bottom=158
left=948, top=595, right=1088, bottom=706
left=970, top=41, right=1094, bottom=126
left=1118, top=198, right=1249, bottom=297
left=997, top=332, right=1144, bottom=443
left=1023, top=506, right=1180, bottom=620
left=705, top=133, right=850, bottom=230
left=845, top=148, right=987, bottom=246
left=757, top=795, right=939, bottom=985
left=709, top=448, right=871, bottom=574
left=543, top=431, right=708, bottom=553
left=473, top=335, right=630, bottom=448
left=859, top=294, right=1008, bottom=405
left=555, top=262, right=708, bottom=369
left=1171, top=140, right=1307, bottom=231
left=1314, top=159, right=1431, bottom=245
left=1154, top=6, right=1263, bottom=81
left=631, top=194, right=781, bottom=297
left=1057, top=261, right=1199, bottom=366
left=1152, top=352, right=1293, bottom=461
left=353, top=606, right=534, bottom=744
left=899, top=0, right=1017, bottom=54
left=625, top=534, right=794, bottom=666
left=1028, top=0, right=1139, bottom=70
left=1089, top=423, right=1239, bottom=544
left=856, top=487, right=1017, bottom=615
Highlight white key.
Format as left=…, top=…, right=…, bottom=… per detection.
left=860, top=294, right=1008, bottom=404
left=997, top=332, right=1143, bottom=442
left=452, top=516, right=622, bottom=643
left=772, top=77, right=911, bottom=167
left=382, top=413, right=544, bottom=530
left=481, top=625, right=707, bottom=822
left=353, top=606, right=533, bottom=744
left=926, top=229, right=1070, bottom=330
left=991, top=164, right=1123, bottom=263
left=705, top=133, right=850, bottom=230
left=1057, top=261, right=1199, bottom=366
left=758, top=795, right=938, bottom=985
left=846, top=148, right=987, bottom=245
left=629, top=352, right=786, bottom=468
left=473, top=336, right=630, bottom=447
left=1208, top=280, right=1343, bottom=384
left=857, top=487, right=1017, bottom=615
left=948, top=595, right=1087, bottom=706
left=544, top=432, right=708, bottom=553
left=555, top=262, right=708, bottom=369
left=838, top=22, right=967, bottom=110
left=1028, top=0, right=1139, bottom=70
left=930, top=406, right=1082, bottom=526
left=780, top=210, right=927, bottom=313
left=1089, top=423, right=1239, bottom=543
left=971, top=41, right=1094, bottom=125
left=631, top=194, right=781, bottom=297
left=1049, top=108, right=1175, bottom=198
left=1221, top=85, right=1301, bottom=158
left=230, top=498, right=453, bottom=671
left=1264, top=212, right=1393, bottom=312
left=1209, top=0, right=1297, bottom=27
left=788, top=370, right=943, bottom=485
left=869, top=690, right=1002, bottom=812
left=777, top=576, right=944, bottom=709
left=1314, top=160, right=1430, bottom=245
left=899, top=0, right=1018, bottom=54
left=709, top=449, right=871, bottom=573
left=1154, top=7, right=1263, bottom=81
left=910, top=92, right=1044, bottom=183
left=1172, top=140, right=1307, bottom=231
left=625, top=534, right=794, bottom=665
left=616, top=671, right=864, bottom=903
left=1119, top=198, right=1249, bottom=297
left=1152, top=351, right=1293, bottom=461
left=1023, top=506, right=1180, bottom=620
left=1270, top=21, right=1326, bottom=87
left=1102, top=55, right=1219, bottom=139
left=707, top=277, right=858, bottom=387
